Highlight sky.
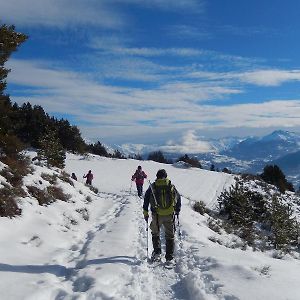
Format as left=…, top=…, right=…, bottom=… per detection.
left=2, top=0, right=300, bottom=151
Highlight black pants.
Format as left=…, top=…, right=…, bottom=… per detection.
left=136, top=184, right=143, bottom=197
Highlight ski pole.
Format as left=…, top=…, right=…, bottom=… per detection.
left=176, top=214, right=182, bottom=241
left=146, top=218, right=149, bottom=259
left=130, top=180, right=132, bottom=194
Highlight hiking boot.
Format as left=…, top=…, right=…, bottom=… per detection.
left=165, top=258, right=176, bottom=269
left=150, top=251, right=161, bottom=262
left=165, top=238, right=174, bottom=261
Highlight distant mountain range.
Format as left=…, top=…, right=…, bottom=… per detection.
left=115, top=130, right=300, bottom=188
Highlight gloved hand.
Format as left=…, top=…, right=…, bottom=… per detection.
left=144, top=215, right=149, bottom=222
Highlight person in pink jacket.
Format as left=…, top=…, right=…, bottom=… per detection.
left=131, top=166, right=147, bottom=197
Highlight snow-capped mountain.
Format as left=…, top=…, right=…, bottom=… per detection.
left=222, top=130, right=300, bottom=161
left=114, top=130, right=300, bottom=187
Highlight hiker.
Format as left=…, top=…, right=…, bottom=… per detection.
left=83, top=170, right=93, bottom=185
left=71, top=173, right=77, bottom=181
left=143, top=169, right=181, bottom=264
left=131, top=166, right=147, bottom=197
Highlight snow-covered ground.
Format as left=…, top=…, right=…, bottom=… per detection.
left=0, top=153, right=300, bottom=300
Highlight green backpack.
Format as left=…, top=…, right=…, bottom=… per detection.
left=151, top=178, right=176, bottom=216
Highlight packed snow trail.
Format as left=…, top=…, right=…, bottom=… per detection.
left=3, top=154, right=300, bottom=299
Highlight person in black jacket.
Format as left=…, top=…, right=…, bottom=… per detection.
left=143, top=169, right=181, bottom=263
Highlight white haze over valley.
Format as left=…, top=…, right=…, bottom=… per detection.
left=0, top=153, right=299, bottom=299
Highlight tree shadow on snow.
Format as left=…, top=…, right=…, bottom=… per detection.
left=0, top=256, right=139, bottom=278
left=0, top=263, right=70, bottom=277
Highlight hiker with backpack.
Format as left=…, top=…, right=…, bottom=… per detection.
left=143, top=169, right=181, bottom=265
left=131, top=166, right=147, bottom=197
left=83, top=170, right=93, bottom=185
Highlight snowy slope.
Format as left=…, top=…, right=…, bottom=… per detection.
left=0, top=153, right=300, bottom=300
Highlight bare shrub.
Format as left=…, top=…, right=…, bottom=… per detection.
left=0, top=185, right=22, bottom=217
left=0, top=155, right=32, bottom=187
left=76, top=208, right=89, bottom=221
left=87, top=185, right=98, bottom=194
left=27, top=185, right=54, bottom=205
left=58, top=171, right=74, bottom=186
left=207, top=218, right=222, bottom=234
left=41, top=173, right=57, bottom=185
left=85, top=196, right=92, bottom=203
left=47, top=186, right=71, bottom=202
left=193, top=201, right=207, bottom=215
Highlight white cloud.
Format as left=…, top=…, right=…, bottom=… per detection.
left=7, top=58, right=300, bottom=146
left=0, top=0, right=123, bottom=28
left=239, top=70, right=300, bottom=86
left=161, top=130, right=213, bottom=153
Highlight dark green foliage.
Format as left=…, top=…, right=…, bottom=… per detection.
left=37, top=129, right=66, bottom=168
left=148, top=151, right=170, bottom=163
left=177, top=154, right=202, bottom=168
left=218, top=181, right=257, bottom=243
left=218, top=180, right=299, bottom=252
left=193, top=201, right=207, bottom=215
left=87, top=141, right=110, bottom=157
left=0, top=24, right=27, bottom=95
left=112, top=149, right=126, bottom=159
left=128, top=153, right=143, bottom=160
left=261, top=165, right=294, bottom=193
left=57, top=119, right=86, bottom=154
left=222, top=167, right=231, bottom=174
left=270, top=196, right=298, bottom=251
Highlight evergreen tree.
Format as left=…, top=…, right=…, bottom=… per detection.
left=88, top=141, right=110, bottom=157
left=0, top=24, right=27, bottom=95
left=37, top=129, right=66, bottom=168
left=261, top=165, right=294, bottom=193
left=177, top=154, right=202, bottom=168
left=0, top=24, right=27, bottom=135
left=270, top=196, right=298, bottom=250
left=148, top=151, right=167, bottom=163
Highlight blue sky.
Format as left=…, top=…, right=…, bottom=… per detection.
left=2, top=0, right=300, bottom=151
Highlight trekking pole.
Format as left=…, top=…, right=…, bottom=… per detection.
left=130, top=180, right=132, bottom=194
left=146, top=218, right=149, bottom=259
left=147, top=180, right=158, bottom=207
left=176, top=214, right=182, bottom=242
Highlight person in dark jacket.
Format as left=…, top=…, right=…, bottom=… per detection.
left=131, top=166, right=147, bottom=197
left=143, top=169, right=181, bottom=263
left=71, top=173, right=77, bottom=181
left=83, top=170, right=93, bottom=185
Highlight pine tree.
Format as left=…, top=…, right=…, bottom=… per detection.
left=0, top=24, right=27, bottom=96
left=261, top=165, right=294, bottom=193
left=37, top=130, right=66, bottom=168
left=270, top=196, right=298, bottom=251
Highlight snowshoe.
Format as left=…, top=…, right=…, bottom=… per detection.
left=164, top=259, right=176, bottom=269
left=150, top=251, right=161, bottom=263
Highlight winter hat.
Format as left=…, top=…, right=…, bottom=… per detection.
left=156, top=169, right=167, bottom=179
left=138, top=166, right=142, bottom=170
